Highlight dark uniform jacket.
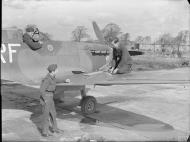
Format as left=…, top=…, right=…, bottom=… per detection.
left=23, top=33, right=42, bottom=50
left=112, top=47, right=122, bottom=69
left=40, top=73, right=56, bottom=102
left=112, top=48, right=122, bottom=61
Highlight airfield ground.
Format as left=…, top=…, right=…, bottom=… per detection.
left=133, top=52, right=190, bottom=71
left=2, top=67, right=190, bottom=141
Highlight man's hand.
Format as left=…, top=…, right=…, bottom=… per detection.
left=40, top=99, right=46, bottom=105
left=112, top=68, right=118, bottom=74
left=65, top=79, right=70, bottom=83
left=108, top=67, right=114, bottom=73
left=39, top=41, right=43, bottom=44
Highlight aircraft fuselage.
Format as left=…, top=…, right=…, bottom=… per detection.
left=1, top=28, right=110, bottom=84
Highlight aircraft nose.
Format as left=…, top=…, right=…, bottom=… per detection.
left=78, top=43, right=110, bottom=72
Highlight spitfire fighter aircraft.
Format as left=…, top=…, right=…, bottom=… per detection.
left=1, top=21, right=143, bottom=114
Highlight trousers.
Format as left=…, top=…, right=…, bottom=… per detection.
left=41, top=93, right=58, bottom=134
left=117, top=64, right=132, bottom=74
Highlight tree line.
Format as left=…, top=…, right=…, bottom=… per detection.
left=71, top=23, right=189, bottom=46
left=9, top=24, right=189, bottom=58
left=71, top=23, right=190, bottom=57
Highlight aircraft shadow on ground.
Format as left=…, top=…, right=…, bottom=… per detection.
left=2, top=84, right=174, bottom=134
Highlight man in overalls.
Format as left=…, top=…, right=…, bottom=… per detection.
left=40, top=64, right=61, bottom=137
left=98, top=38, right=122, bottom=73
left=110, top=37, right=132, bottom=74
left=111, top=38, right=122, bottom=72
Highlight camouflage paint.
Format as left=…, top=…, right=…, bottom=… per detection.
left=1, top=29, right=109, bottom=85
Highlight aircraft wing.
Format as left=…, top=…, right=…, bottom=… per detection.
left=94, top=79, right=190, bottom=86
left=59, top=70, right=190, bottom=86
left=89, top=71, right=190, bottom=86
left=2, top=70, right=189, bottom=97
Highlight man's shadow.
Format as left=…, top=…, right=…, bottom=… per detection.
left=2, top=84, right=175, bottom=136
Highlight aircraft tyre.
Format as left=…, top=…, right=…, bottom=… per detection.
left=81, top=96, right=97, bottom=115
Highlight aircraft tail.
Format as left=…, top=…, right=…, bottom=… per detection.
left=92, top=21, right=105, bottom=44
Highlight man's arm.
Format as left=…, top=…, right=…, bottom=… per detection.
left=40, top=79, right=49, bottom=101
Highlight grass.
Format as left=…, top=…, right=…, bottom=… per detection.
left=132, top=52, right=190, bottom=71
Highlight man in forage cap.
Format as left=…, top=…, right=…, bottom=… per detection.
left=40, top=64, right=63, bottom=137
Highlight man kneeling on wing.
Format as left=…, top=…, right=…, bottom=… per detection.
left=99, top=37, right=132, bottom=74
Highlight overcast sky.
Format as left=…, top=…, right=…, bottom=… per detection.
left=2, top=0, right=190, bottom=41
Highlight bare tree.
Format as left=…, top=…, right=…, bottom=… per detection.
left=156, top=33, right=173, bottom=54
left=157, top=33, right=173, bottom=45
left=135, top=36, right=144, bottom=44
left=72, top=26, right=89, bottom=42
left=102, top=23, right=121, bottom=43
left=144, top=36, right=151, bottom=44
left=172, top=30, right=189, bottom=57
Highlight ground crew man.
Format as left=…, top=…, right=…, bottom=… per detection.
left=114, top=40, right=133, bottom=74
left=109, top=37, right=132, bottom=74
left=40, top=64, right=61, bottom=137
left=23, top=27, right=43, bottom=50
left=98, top=38, right=122, bottom=73
left=98, top=37, right=132, bottom=74
left=111, top=38, right=122, bottom=72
